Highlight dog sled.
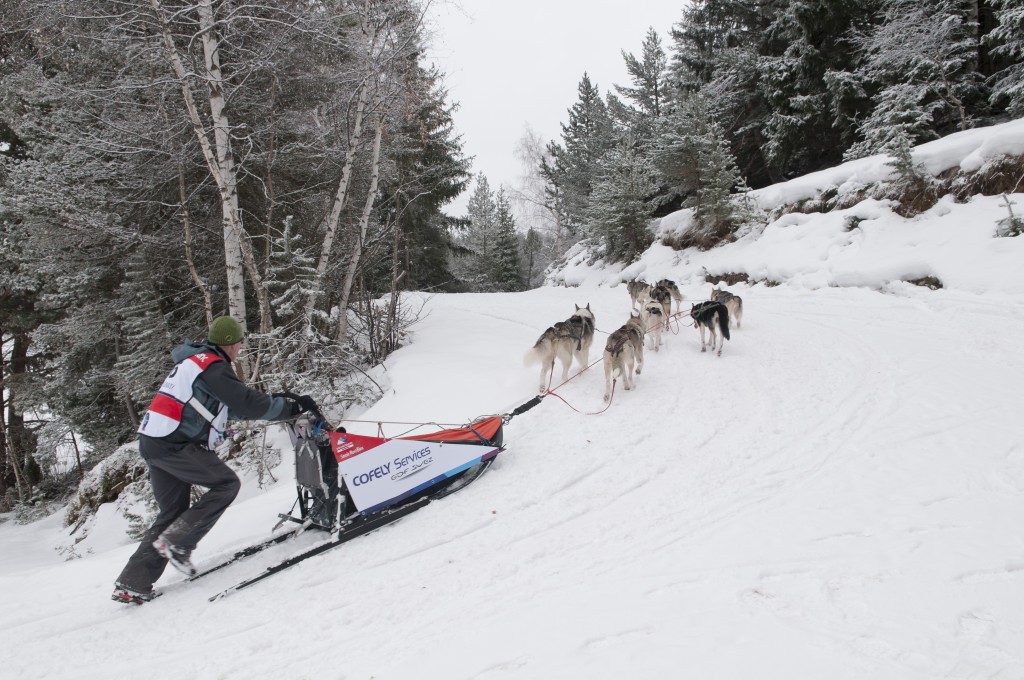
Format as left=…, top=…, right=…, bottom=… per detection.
left=196, top=398, right=505, bottom=600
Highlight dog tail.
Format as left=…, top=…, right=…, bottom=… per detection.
left=523, top=339, right=548, bottom=367
left=718, top=305, right=731, bottom=341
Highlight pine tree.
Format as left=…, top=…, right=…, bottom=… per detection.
left=377, top=65, right=471, bottom=294
left=758, top=0, right=882, bottom=178
left=654, top=93, right=749, bottom=248
left=260, top=215, right=321, bottom=380
left=588, top=137, right=658, bottom=262
left=847, top=0, right=984, bottom=160
left=111, top=251, right=174, bottom=410
left=541, top=73, right=616, bottom=239
left=614, top=27, right=669, bottom=145
left=844, top=84, right=943, bottom=160
left=456, top=174, right=498, bottom=291
left=987, top=0, right=1024, bottom=116
left=491, top=189, right=524, bottom=292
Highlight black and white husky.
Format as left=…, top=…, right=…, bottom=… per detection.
left=655, top=278, right=685, bottom=311
left=690, top=301, right=731, bottom=356
left=648, top=284, right=673, bottom=329
left=602, top=313, right=646, bottom=401
left=710, top=286, right=743, bottom=329
left=523, top=304, right=596, bottom=392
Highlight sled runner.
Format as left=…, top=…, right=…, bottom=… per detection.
left=202, top=401, right=504, bottom=600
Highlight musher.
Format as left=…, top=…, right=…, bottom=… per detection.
left=112, top=315, right=315, bottom=604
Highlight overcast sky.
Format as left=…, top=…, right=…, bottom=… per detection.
left=425, top=1, right=687, bottom=216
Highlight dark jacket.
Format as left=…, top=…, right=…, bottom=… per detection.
left=139, top=341, right=292, bottom=459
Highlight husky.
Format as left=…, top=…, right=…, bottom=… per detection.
left=711, top=286, right=743, bottom=329
left=602, top=313, right=646, bottom=401
left=690, top=301, right=731, bottom=356
left=648, top=284, right=673, bottom=329
left=626, top=279, right=651, bottom=309
left=655, top=279, right=685, bottom=311
left=641, top=299, right=665, bottom=352
left=523, top=304, right=596, bottom=392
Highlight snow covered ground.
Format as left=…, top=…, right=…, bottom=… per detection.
left=2, top=120, right=1023, bottom=679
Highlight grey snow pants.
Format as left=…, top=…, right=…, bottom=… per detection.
left=115, top=439, right=240, bottom=591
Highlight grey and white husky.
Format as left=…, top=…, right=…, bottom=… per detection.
left=602, top=313, right=646, bottom=401
left=626, top=279, right=651, bottom=309
left=641, top=299, right=666, bottom=351
left=523, top=304, right=596, bottom=392
left=710, top=286, right=743, bottom=329
left=690, top=301, right=731, bottom=356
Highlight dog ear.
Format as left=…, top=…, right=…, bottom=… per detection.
left=586, top=303, right=591, bottom=310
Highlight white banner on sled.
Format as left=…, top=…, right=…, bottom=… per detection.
left=333, top=433, right=498, bottom=513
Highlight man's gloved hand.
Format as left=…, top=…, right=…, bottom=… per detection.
left=285, top=399, right=302, bottom=417
left=296, top=394, right=318, bottom=415
left=270, top=392, right=317, bottom=417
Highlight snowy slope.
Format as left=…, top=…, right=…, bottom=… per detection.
left=2, top=120, right=1023, bottom=680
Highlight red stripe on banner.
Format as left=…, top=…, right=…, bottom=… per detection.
left=149, top=393, right=184, bottom=420
left=330, top=432, right=385, bottom=463
left=188, top=352, right=224, bottom=370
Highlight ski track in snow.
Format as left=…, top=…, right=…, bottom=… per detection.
left=2, top=283, right=1024, bottom=679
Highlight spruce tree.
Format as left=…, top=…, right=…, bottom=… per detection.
left=458, top=174, right=498, bottom=292
left=986, top=0, right=1024, bottom=116
left=614, top=28, right=669, bottom=146
left=491, top=189, right=524, bottom=292
left=654, top=93, right=749, bottom=248
left=847, top=0, right=984, bottom=160
left=541, top=74, right=616, bottom=240
left=588, top=137, right=657, bottom=262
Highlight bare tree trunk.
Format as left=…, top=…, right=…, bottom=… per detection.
left=151, top=0, right=272, bottom=340
left=1, top=330, right=33, bottom=502
left=302, top=75, right=374, bottom=341
left=194, top=0, right=247, bottom=320
left=386, top=220, right=405, bottom=356
left=335, top=112, right=385, bottom=341
left=70, top=430, right=82, bottom=477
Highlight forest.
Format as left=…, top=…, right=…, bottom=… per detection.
left=2, top=0, right=1022, bottom=514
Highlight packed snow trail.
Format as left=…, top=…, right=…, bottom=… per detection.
left=1, top=283, right=1022, bottom=680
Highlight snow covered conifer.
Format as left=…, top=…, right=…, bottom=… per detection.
left=588, top=137, right=657, bottom=262
left=491, top=189, right=524, bottom=292
left=987, top=0, right=1024, bottom=116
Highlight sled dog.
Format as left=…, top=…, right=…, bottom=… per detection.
left=626, top=279, right=651, bottom=309
left=523, top=304, right=596, bottom=392
left=649, top=284, right=673, bottom=329
left=641, top=299, right=665, bottom=352
left=690, top=301, right=731, bottom=357
left=655, top=279, right=685, bottom=310
left=710, top=286, right=743, bottom=329
left=602, top=313, right=646, bottom=401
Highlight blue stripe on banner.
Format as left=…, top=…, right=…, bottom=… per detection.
left=357, top=452, right=493, bottom=515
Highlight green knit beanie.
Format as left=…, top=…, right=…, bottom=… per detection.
left=208, top=316, right=245, bottom=345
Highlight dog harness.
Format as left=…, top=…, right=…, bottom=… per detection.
left=554, top=316, right=594, bottom=351
left=138, top=352, right=229, bottom=449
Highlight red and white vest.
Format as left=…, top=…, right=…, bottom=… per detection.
left=138, top=351, right=229, bottom=449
